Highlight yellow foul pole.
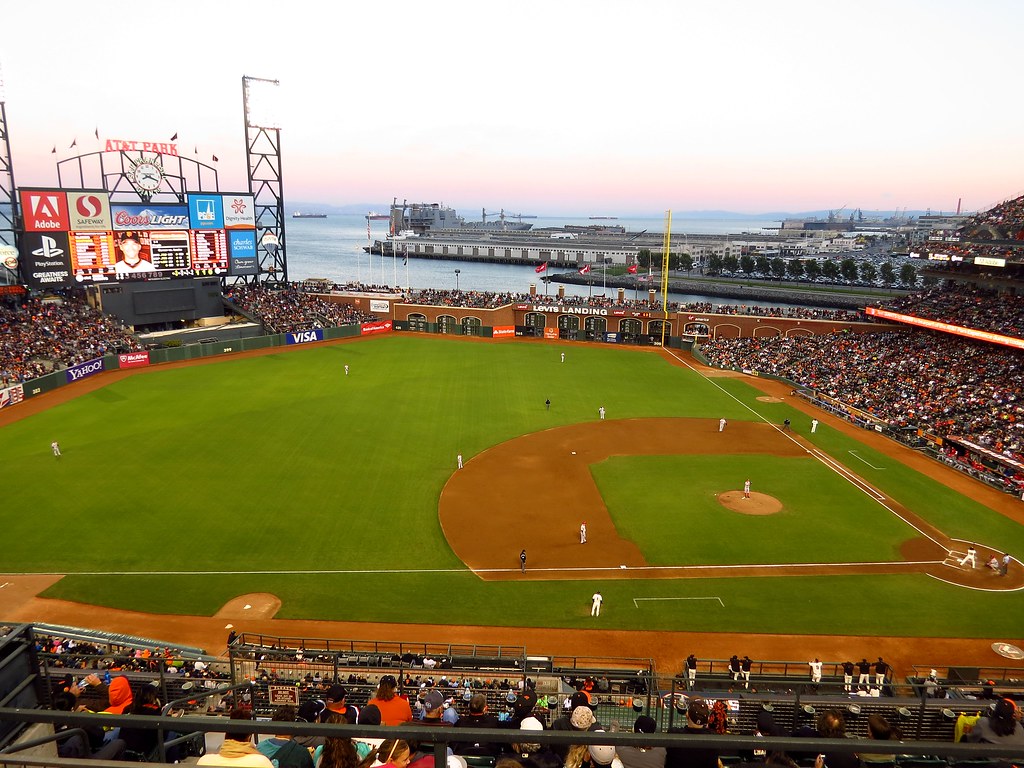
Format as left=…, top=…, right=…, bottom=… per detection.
left=661, top=210, right=672, bottom=346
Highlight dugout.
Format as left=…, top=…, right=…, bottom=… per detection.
left=86, top=278, right=228, bottom=333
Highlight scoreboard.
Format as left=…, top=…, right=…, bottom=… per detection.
left=18, top=189, right=259, bottom=288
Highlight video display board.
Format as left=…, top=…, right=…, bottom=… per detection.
left=18, top=189, right=257, bottom=288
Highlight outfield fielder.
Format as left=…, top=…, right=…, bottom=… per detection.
left=598, top=406, right=605, bottom=420
left=457, top=453, right=463, bottom=469
left=719, top=418, right=727, bottom=432
left=51, top=441, right=61, bottom=457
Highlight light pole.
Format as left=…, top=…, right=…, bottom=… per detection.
left=454, top=269, right=461, bottom=291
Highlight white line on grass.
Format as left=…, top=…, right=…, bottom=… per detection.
left=633, top=596, right=724, bottom=607
left=926, top=573, right=1024, bottom=593
left=9, top=561, right=945, bottom=577
left=848, top=451, right=885, bottom=470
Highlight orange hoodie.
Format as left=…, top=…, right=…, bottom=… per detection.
left=104, top=676, right=134, bottom=715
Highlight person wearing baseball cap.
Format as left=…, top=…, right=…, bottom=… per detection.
left=407, top=689, right=454, bottom=768
left=452, top=692, right=502, bottom=758
left=617, top=715, right=665, bottom=768
left=666, top=698, right=718, bottom=768
left=321, top=684, right=358, bottom=724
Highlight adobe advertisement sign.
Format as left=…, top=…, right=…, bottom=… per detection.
left=20, top=190, right=69, bottom=232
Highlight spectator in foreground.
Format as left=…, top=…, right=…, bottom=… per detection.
left=197, top=708, right=274, bottom=768
left=317, top=714, right=362, bottom=768
left=964, top=698, right=1024, bottom=745
left=358, top=739, right=412, bottom=768
left=617, top=715, right=665, bottom=768
left=665, top=698, right=720, bottom=768
left=257, top=705, right=314, bottom=768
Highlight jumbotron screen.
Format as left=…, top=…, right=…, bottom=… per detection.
left=17, top=189, right=259, bottom=288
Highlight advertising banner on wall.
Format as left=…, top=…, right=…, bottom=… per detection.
left=492, top=326, right=515, bottom=338
left=20, top=189, right=69, bottom=232
left=67, top=192, right=112, bottom=231
left=361, top=320, right=393, bottom=335
left=0, top=384, right=24, bottom=410
left=118, top=351, right=151, bottom=369
left=65, top=357, right=104, bottom=384
left=188, top=195, right=225, bottom=230
left=286, top=329, right=324, bottom=345
left=222, top=195, right=256, bottom=230
left=20, top=231, right=72, bottom=288
left=227, top=230, right=258, bottom=275
left=111, top=203, right=190, bottom=230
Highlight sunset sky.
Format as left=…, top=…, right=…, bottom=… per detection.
left=3, top=0, right=1023, bottom=216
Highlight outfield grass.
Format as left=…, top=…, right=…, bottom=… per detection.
left=3, top=334, right=1023, bottom=637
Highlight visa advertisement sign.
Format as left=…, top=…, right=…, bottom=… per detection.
left=286, top=329, right=324, bottom=345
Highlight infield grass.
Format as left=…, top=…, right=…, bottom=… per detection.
left=3, top=333, right=1023, bottom=637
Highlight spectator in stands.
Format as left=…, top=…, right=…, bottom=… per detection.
left=316, top=713, right=362, bottom=768
left=257, top=705, right=314, bottom=768
left=51, top=689, right=126, bottom=760
left=79, top=672, right=134, bottom=715
left=359, top=739, right=412, bottom=768
left=551, top=695, right=601, bottom=761
left=407, top=690, right=453, bottom=768
left=352, top=705, right=385, bottom=760
left=505, top=716, right=560, bottom=768
left=963, top=698, right=1024, bottom=745
left=811, top=710, right=857, bottom=768
left=367, top=675, right=413, bottom=726
left=665, top=698, right=719, bottom=768
left=197, top=708, right=274, bottom=768
left=119, top=684, right=184, bottom=762
left=616, top=715, right=665, bottom=768
left=321, top=684, right=359, bottom=724
left=587, top=734, right=621, bottom=768
left=453, top=692, right=503, bottom=757
left=860, top=714, right=899, bottom=763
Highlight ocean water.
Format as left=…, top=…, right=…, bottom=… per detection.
left=284, top=214, right=797, bottom=307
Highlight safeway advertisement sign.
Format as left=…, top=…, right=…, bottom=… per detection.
left=118, top=351, right=150, bottom=369
left=361, top=320, right=392, bottom=335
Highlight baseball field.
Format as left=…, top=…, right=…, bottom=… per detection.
left=1, top=333, right=1023, bottom=649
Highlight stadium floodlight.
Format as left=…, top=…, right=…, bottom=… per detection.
left=243, top=76, right=280, bottom=130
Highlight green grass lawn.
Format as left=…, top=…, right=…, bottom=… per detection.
left=3, top=333, right=1023, bottom=637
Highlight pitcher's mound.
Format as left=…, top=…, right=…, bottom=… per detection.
left=214, top=593, right=281, bottom=619
left=718, top=490, right=782, bottom=515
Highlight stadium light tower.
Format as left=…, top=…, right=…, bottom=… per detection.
left=0, top=59, right=19, bottom=255
left=243, top=75, right=286, bottom=285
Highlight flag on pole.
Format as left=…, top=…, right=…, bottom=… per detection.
left=94, top=127, right=99, bottom=140
left=51, top=146, right=56, bottom=154
left=627, top=264, right=638, bottom=274
left=68, top=138, right=77, bottom=148
left=212, top=155, right=219, bottom=162
left=534, top=262, right=547, bottom=273
left=170, top=132, right=178, bottom=141
left=578, top=264, right=591, bottom=275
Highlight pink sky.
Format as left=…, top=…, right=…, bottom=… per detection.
left=4, top=0, right=1023, bottom=216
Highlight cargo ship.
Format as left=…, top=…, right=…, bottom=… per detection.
left=292, top=212, right=327, bottom=219
left=391, top=199, right=532, bottom=234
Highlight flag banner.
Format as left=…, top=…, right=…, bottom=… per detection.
left=69, top=139, right=77, bottom=148
left=627, top=264, right=638, bottom=274
left=94, top=127, right=99, bottom=139
left=534, top=262, right=547, bottom=273
left=579, top=264, right=591, bottom=274
left=170, top=132, right=178, bottom=141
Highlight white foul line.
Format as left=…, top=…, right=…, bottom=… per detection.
left=848, top=450, right=885, bottom=470
left=634, top=596, right=724, bottom=607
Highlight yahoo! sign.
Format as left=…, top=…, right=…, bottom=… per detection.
left=66, top=358, right=104, bottom=383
